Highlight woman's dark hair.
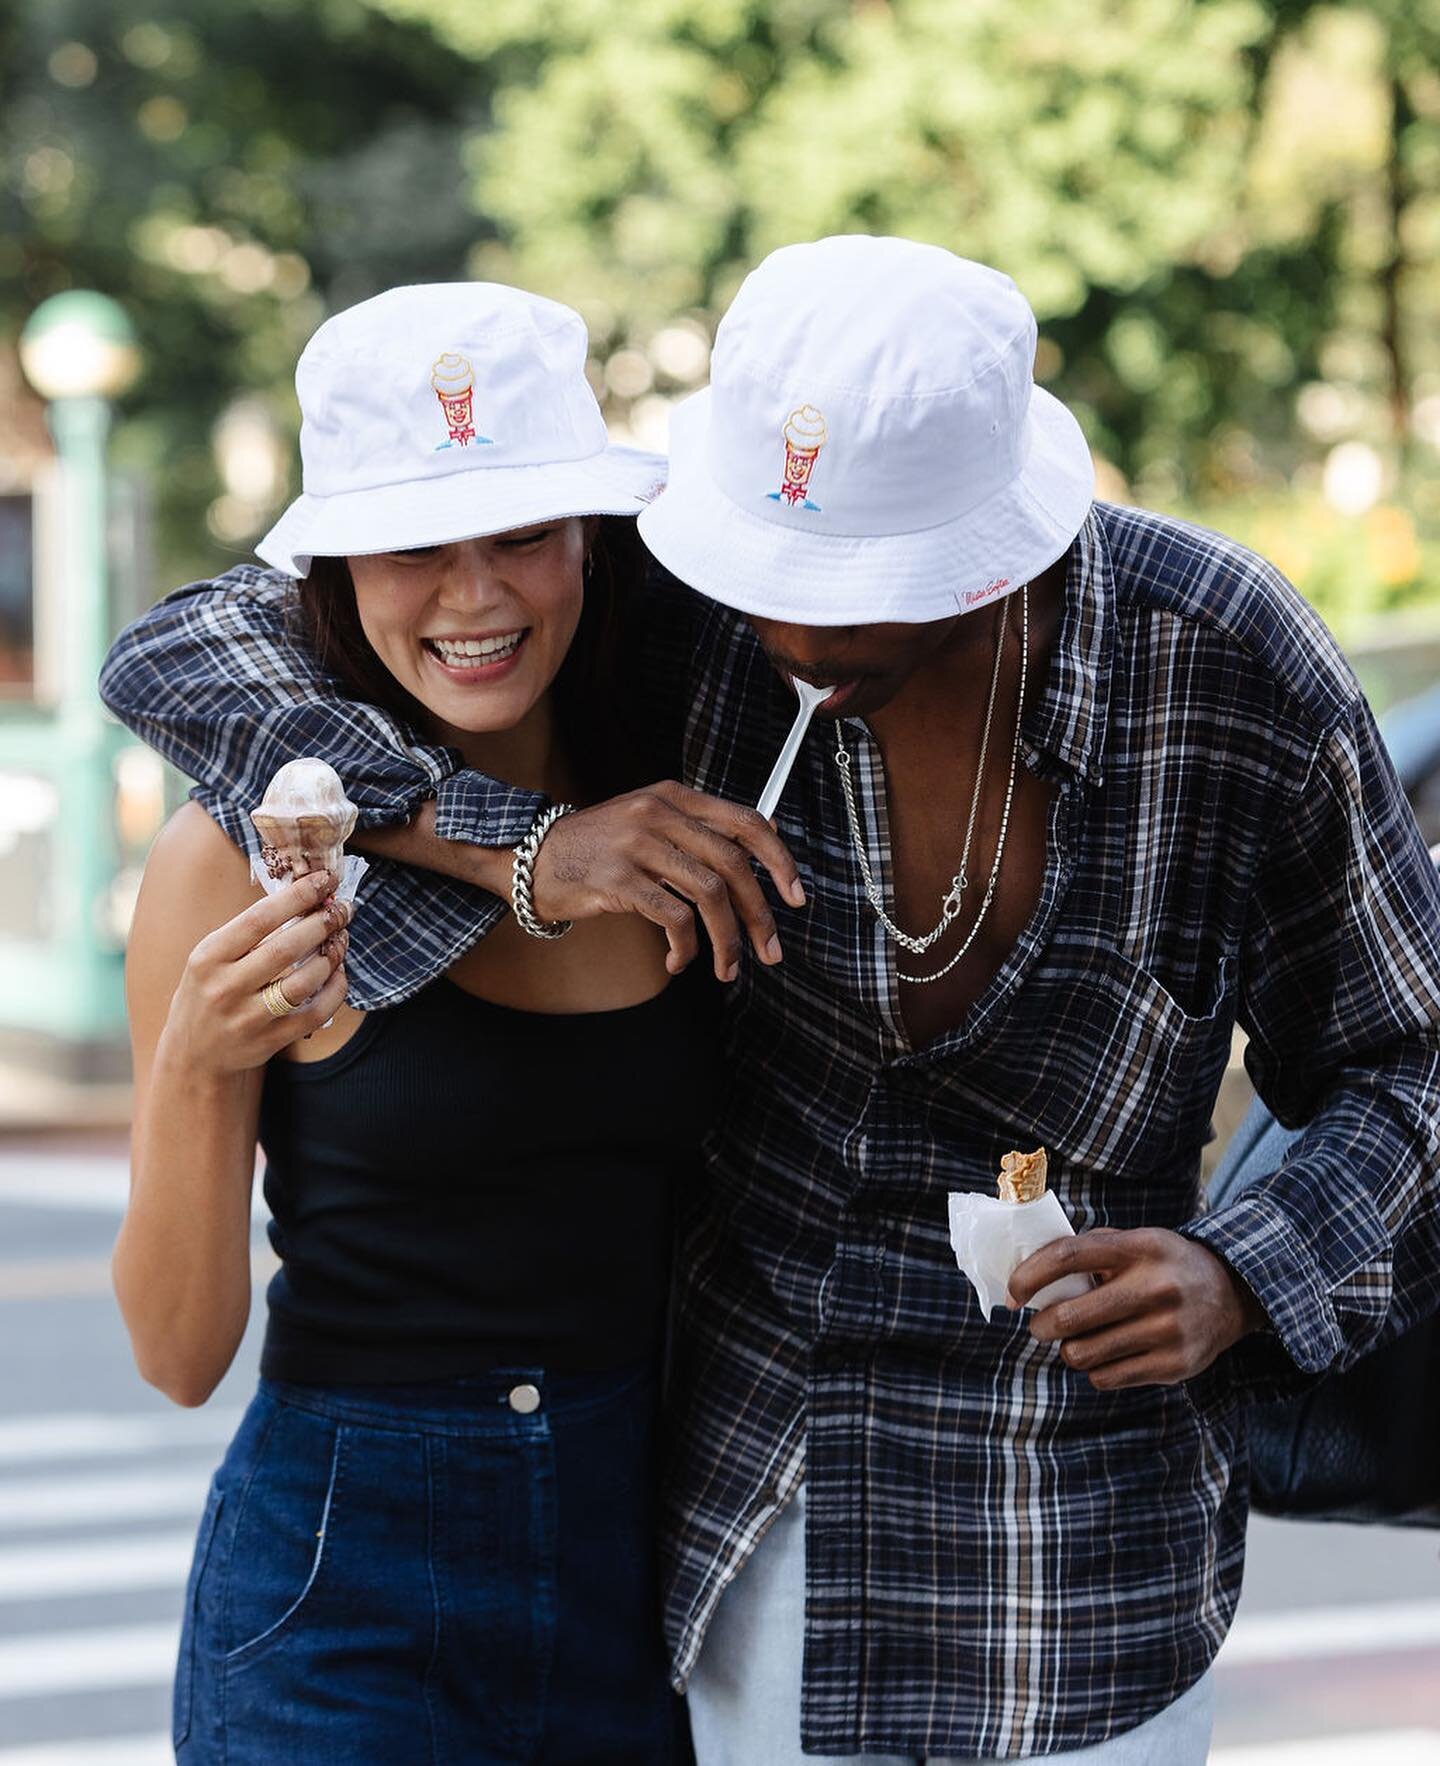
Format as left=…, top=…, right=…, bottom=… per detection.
left=291, top=517, right=656, bottom=801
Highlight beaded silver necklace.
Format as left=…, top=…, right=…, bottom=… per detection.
left=834, top=583, right=1028, bottom=986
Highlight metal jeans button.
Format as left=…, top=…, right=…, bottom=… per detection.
left=507, top=1382, right=542, bottom=1415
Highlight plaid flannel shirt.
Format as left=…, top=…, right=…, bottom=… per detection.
left=101, top=503, right=1440, bottom=1756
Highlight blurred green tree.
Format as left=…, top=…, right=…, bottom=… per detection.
left=4, top=0, right=1438, bottom=621
left=1, top=0, right=490, bottom=580
left=374, top=5, right=1271, bottom=397
left=372, top=0, right=1438, bottom=517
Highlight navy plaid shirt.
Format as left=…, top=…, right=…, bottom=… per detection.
left=102, top=503, right=1440, bottom=1756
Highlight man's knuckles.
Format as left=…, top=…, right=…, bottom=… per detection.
left=641, top=886, right=689, bottom=924
left=729, top=804, right=771, bottom=839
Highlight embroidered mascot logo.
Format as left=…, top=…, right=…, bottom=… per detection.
left=431, top=352, right=493, bottom=448
left=767, top=405, right=827, bottom=511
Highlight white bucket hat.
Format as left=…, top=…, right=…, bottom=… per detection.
left=638, top=237, right=1094, bottom=625
left=257, top=283, right=665, bottom=579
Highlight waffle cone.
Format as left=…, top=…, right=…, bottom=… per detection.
left=251, top=810, right=355, bottom=882
left=997, top=1147, right=1048, bottom=1205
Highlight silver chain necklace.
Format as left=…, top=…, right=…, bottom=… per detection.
left=834, top=582, right=1028, bottom=986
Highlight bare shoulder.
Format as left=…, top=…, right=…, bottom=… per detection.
left=143, top=799, right=255, bottom=902
left=131, top=799, right=258, bottom=971
left=127, top=802, right=258, bottom=1050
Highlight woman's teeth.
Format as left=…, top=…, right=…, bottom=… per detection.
left=429, top=632, right=525, bottom=667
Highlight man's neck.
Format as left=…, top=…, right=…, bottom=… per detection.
left=865, top=560, right=1066, bottom=748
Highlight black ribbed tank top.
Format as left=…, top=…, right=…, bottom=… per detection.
left=255, top=966, right=719, bottom=1383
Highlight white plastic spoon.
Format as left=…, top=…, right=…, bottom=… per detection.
left=756, top=677, right=833, bottom=820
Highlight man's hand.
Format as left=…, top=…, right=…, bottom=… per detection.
left=356, top=784, right=806, bottom=983
left=1008, top=1227, right=1266, bottom=1390
left=531, top=782, right=805, bottom=981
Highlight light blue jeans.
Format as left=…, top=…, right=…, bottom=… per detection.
left=688, top=1483, right=1215, bottom=1765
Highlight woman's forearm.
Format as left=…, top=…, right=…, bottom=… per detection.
left=114, top=1046, right=262, bottom=1407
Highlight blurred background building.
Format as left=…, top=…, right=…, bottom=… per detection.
left=1, top=4, right=1439, bottom=1758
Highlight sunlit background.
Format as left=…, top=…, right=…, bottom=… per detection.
left=1, top=2, right=1439, bottom=1762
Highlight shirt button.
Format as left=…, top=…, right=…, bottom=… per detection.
left=508, top=1383, right=542, bottom=1415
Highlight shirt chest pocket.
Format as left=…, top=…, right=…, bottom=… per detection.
left=965, top=944, right=1235, bottom=1178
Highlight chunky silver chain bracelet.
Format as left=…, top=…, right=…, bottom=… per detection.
left=510, top=802, right=576, bottom=940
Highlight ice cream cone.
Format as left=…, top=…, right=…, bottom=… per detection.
left=251, top=758, right=358, bottom=883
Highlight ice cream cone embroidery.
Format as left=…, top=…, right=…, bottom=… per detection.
left=431, top=352, right=493, bottom=448
left=768, top=405, right=827, bottom=511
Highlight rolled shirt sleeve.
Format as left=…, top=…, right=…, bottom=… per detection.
left=99, top=564, right=547, bottom=844
left=1183, top=694, right=1440, bottom=1394
left=98, top=564, right=546, bottom=1007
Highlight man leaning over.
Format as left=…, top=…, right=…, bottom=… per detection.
left=101, top=237, right=1440, bottom=1764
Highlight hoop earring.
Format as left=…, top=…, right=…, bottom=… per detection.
left=583, top=552, right=594, bottom=582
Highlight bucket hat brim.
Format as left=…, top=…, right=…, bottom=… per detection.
left=638, top=388, right=1094, bottom=626
left=257, top=444, right=666, bottom=580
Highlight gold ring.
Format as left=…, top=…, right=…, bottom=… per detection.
left=261, top=978, right=298, bottom=1019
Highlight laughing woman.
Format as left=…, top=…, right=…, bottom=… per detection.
left=113, top=284, right=797, bottom=1763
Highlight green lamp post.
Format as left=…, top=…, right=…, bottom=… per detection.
left=4, top=291, right=143, bottom=1070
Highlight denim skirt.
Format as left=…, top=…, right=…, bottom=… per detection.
left=173, top=1363, right=687, bottom=1764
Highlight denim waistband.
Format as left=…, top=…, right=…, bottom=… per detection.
left=257, top=1360, right=658, bottom=1435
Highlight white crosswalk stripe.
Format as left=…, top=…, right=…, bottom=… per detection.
left=0, top=1739, right=171, bottom=1764
left=0, top=1534, right=195, bottom=1603
left=0, top=1153, right=134, bottom=1214
left=0, top=1468, right=210, bottom=1532
left=0, top=1149, right=267, bottom=1219
left=0, top=1406, right=210, bottom=1752
left=1211, top=1734, right=1440, bottom=1765
left=0, top=1623, right=179, bottom=1699
left=1219, top=1597, right=1440, bottom=1665
left=0, top=1410, right=239, bottom=1466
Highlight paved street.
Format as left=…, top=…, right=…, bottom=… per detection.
left=0, top=1131, right=1437, bottom=1762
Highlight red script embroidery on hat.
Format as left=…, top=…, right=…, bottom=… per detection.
left=430, top=351, right=494, bottom=449
left=767, top=405, right=827, bottom=511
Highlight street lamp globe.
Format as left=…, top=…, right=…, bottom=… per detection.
left=19, top=291, right=142, bottom=402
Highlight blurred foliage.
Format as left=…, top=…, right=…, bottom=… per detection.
left=3, top=0, right=1440, bottom=623
left=1175, top=492, right=1440, bottom=642
left=1, top=0, right=487, bottom=580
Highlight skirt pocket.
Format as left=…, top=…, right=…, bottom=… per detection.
left=222, top=1406, right=346, bottom=1667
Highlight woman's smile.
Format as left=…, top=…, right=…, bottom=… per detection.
left=423, top=628, right=531, bottom=681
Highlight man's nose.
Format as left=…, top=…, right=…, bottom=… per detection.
left=759, top=620, right=855, bottom=673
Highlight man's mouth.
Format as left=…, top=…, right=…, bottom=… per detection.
left=423, top=630, right=529, bottom=675
left=778, top=670, right=863, bottom=716
left=814, top=680, right=862, bottom=715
